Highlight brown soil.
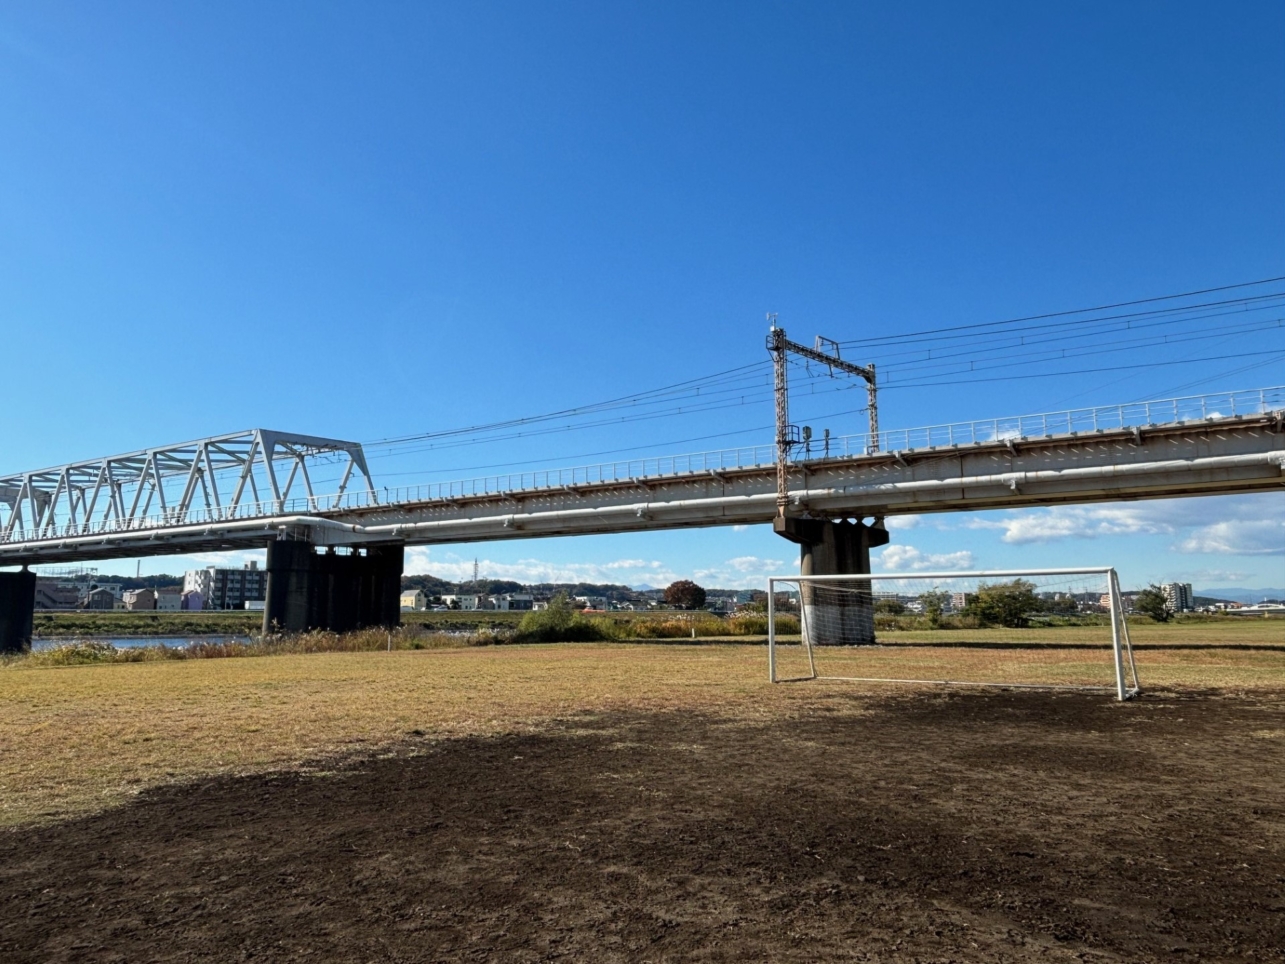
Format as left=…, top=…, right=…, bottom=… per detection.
left=2, top=688, right=1283, bottom=962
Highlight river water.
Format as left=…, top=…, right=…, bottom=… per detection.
left=32, top=636, right=253, bottom=652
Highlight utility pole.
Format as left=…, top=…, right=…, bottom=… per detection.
left=766, top=318, right=879, bottom=519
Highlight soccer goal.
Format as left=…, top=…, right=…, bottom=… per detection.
left=767, top=567, right=1140, bottom=700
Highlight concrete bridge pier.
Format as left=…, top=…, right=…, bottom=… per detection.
left=263, top=540, right=403, bottom=635
left=0, top=568, right=36, bottom=655
left=774, top=517, right=890, bottom=646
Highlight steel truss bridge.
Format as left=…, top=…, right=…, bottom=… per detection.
left=1, top=387, right=1283, bottom=567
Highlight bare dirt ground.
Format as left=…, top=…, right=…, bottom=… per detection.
left=2, top=686, right=1282, bottom=963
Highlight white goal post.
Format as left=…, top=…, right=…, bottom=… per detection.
left=767, top=567, right=1140, bottom=700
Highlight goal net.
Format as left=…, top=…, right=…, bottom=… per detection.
left=768, top=568, right=1139, bottom=700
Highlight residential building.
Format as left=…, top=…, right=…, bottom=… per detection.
left=400, top=589, right=427, bottom=611
left=34, top=581, right=80, bottom=610
left=494, top=593, right=534, bottom=611
left=122, top=588, right=157, bottom=611
left=1162, top=582, right=1194, bottom=612
left=156, top=587, right=182, bottom=611
left=181, top=590, right=204, bottom=611
left=441, top=594, right=487, bottom=611
left=183, top=561, right=267, bottom=611
left=83, top=587, right=117, bottom=610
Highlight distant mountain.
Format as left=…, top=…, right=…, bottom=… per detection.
left=1196, top=587, right=1285, bottom=605
left=631, top=584, right=655, bottom=592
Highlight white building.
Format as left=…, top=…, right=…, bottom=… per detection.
left=183, top=562, right=267, bottom=611
left=156, top=587, right=182, bottom=611
left=441, top=594, right=487, bottom=611
left=1162, top=582, right=1194, bottom=612
left=494, top=593, right=534, bottom=611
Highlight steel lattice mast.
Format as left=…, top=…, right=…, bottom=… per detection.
left=767, top=318, right=879, bottom=518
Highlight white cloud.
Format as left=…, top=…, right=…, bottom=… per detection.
left=884, top=514, right=921, bottom=530
left=404, top=549, right=683, bottom=586
left=731, top=524, right=751, bottom=532
left=726, top=555, right=784, bottom=574
left=167, top=549, right=267, bottom=570
left=967, top=505, right=1172, bottom=544
left=403, top=549, right=790, bottom=590
left=964, top=496, right=1285, bottom=555
left=693, top=555, right=788, bottom=588
left=1178, top=520, right=1285, bottom=556
left=1185, top=568, right=1252, bottom=583
left=876, top=544, right=975, bottom=572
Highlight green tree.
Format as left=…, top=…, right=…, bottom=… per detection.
left=664, top=580, right=707, bottom=610
left=920, top=590, right=949, bottom=628
left=1134, top=585, right=1172, bottom=622
left=965, top=579, right=1039, bottom=628
left=874, top=598, right=906, bottom=616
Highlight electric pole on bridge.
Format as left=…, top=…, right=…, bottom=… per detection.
left=767, top=316, right=879, bottom=517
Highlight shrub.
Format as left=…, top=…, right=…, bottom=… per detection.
left=513, top=593, right=619, bottom=643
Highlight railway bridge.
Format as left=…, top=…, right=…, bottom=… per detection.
left=2, top=386, right=1282, bottom=651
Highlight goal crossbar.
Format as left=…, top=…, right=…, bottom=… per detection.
left=767, top=567, right=1140, bottom=700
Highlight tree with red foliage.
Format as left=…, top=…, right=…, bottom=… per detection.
left=663, top=579, right=706, bottom=610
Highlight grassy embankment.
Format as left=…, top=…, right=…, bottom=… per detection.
left=1, top=620, right=1281, bottom=827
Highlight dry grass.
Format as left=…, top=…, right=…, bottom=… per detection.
left=1, top=620, right=1280, bottom=828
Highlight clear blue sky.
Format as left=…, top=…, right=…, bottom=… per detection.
left=2, top=1, right=1282, bottom=592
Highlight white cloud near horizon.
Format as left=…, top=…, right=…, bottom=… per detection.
left=966, top=496, right=1284, bottom=556
left=876, top=544, right=975, bottom=572
left=404, top=548, right=785, bottom=589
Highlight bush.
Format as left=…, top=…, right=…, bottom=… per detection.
left=513, top=593, right=619, bottom=643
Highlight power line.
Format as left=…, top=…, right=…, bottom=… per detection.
left=358, top=276, right=1285, bottom=460
left=859, top=296, right=1285, bottom=368
left=881, top=349, right=1285, bottom=391
left=838, top=277, right=1285, bottom=348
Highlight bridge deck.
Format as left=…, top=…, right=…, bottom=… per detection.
left=1, top=388, right=1282, bottom=565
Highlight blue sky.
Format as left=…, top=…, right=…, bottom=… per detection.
left=1, top=1, right=1282, bottom=591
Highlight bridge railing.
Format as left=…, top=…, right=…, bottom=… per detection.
left=815, top=385, right=1285, bottom=458
left=2, top=385, right=1282, bottom=545
left=377, top=385, right=1285, bottom=504
left=375, top=443, right=782, bottom=506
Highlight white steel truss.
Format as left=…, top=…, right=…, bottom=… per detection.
left=0, top=430, right=375, bottom=543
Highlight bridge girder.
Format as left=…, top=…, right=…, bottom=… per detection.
left=0, top=429, right=375, bottom=556
left=0, top=412, right=1279, bottom=567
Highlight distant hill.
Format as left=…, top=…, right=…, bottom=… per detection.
left=1196, top=587, right=1285, bottom=605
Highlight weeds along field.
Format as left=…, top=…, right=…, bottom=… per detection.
left=1, top=620, right=1282, bottom=828
left=29, top=608, right=768, bottom=639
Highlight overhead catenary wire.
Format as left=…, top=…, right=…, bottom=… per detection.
left=357, top=277, right=1285, bottom=469
left=837, top=276, right=1285, bottom=348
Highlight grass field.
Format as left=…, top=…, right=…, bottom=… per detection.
left=2, top=622, right=1284, bottom=961
left=2, top=619, right=1281, bottom=828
